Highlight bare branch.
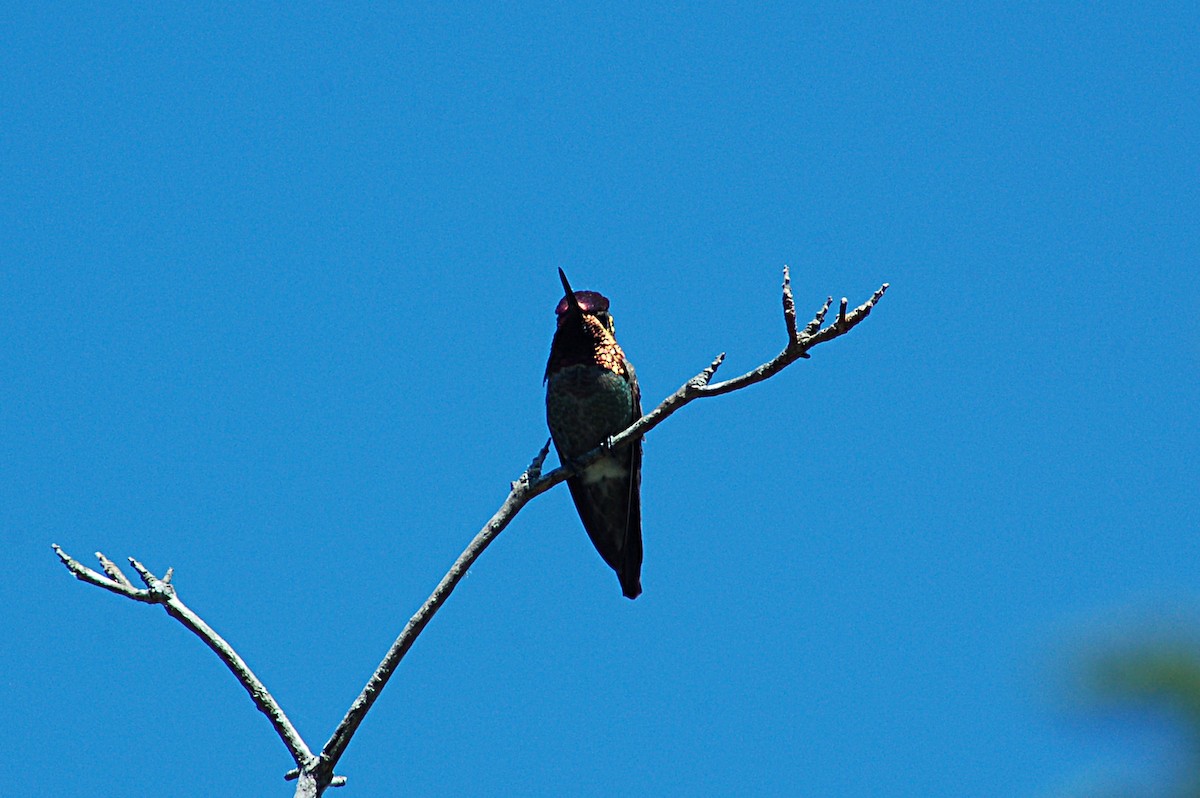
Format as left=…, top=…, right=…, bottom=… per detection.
left=314, top=272, right=889, bottom=781
left=782, top=266, right=798, bottom=341
left=96, top=551, right=134, bottom=589
left=128, top=557, right=157, bottom=588
left=692, top=352, right=726, bottom=388
left=52, top=545, right=317, bottom=774
left=798, top=282, right=889, bottom=351
left=286, top=769, right=347, bottom=791
left=53, top=545, right=151, bottom=602
left=54, top=270, right=888, bottom=796
left=512, top=439, right=552, bottom=489
left=317, top=455, right=558, bottom=775
left=803, top=294, right=834, bottom=338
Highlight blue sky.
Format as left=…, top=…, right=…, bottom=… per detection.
left=2, top=2, right=1197, bottom=796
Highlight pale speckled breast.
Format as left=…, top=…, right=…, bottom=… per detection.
left=545, top=365, right=635, bottom=456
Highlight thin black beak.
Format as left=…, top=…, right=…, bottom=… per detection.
left=558, top=268, right=582, bottom=313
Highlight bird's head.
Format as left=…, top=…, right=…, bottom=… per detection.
left=555, top=268, right=616, bottom=337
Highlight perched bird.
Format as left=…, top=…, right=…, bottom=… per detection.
left=544, top=269, right=643, bottom=599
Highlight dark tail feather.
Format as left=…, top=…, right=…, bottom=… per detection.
left=618, top=512, right=643, bottom=599
left=620, top=570, right=642, bottom=599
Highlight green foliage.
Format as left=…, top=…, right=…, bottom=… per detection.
left=1088, top=644, right=1200, bottom=798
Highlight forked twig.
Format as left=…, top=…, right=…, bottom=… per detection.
left=54, top=268, right=888, bottom=796
left=52, top=545, right=319, bottom=776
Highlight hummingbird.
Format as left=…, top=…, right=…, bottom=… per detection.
left=545, top=269, right=643, bottom=599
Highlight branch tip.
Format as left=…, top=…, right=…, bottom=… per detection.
left=838, top=297, right=848, bottom=328
left=689, top=352, right=726, bottom=391
left=781, top=266, right=798, bottom=340
left=704, top=352, right=726, bottom=381
left=803, top=296, right=834, bottom=336
left=848, top=283, right=889, bottom=320
left=96, top=552, right=133, bottom=588
left=128, top=557, right=155, bottom=587
left=523, top=439, right=552, bottom=483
